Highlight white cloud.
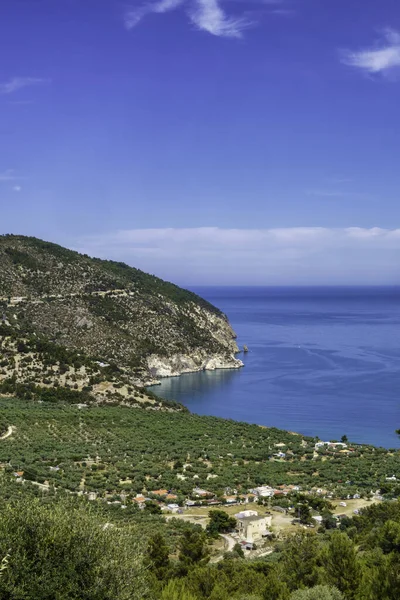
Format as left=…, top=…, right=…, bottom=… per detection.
left=12, top=185, right=22, bottom=192
left=125, top=0, right=251, bottom=37
left=0, top=77, right=49, bottom=95
left=189, top=0, right=250, bottom=38
left=341, top=29, right=400, bottom=77
left=74, top=227, right=400, bottom=285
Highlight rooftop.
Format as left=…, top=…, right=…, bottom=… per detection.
left=237, top=515, right=269, bottom=522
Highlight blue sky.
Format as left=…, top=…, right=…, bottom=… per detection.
left=1, top=0, right=400, bottom=284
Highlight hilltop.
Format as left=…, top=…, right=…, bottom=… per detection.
left=0, top=235, right=242, bottom=407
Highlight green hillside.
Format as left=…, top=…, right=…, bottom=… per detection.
left=0, top=235, right=242, bottom=406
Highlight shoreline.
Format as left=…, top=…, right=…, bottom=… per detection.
left=146, top=372, right=400, bottom=451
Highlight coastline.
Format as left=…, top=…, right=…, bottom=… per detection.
left=145, top=351, right=244, bottom=386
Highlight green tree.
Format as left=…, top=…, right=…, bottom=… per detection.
left=321, top=532, right=361, bottom=600
left=146, top=533, right=170, bottom=580
left=207, top=510, right=237, bottom=537
left=321, top=512, right=338, bottom=531
left=178, top=530, right=210, bottom=574
left=377, top=520, right=400, bottom=554
left=262, top=566, right=290, bottom=600
left=233, top=542, right=245, bottom=558
left=160, top=579, right=197, bottom=600
left=296, top=503, right=312, bottom=525
left=281, top=533, right=320, bottom=590
left=144, top=500, right=162, bottom=514
left=186, top=566, right=225, bottom=598
left=0, top=497, right=149, bottom=600
left=358, top=550, right=400, bottom=600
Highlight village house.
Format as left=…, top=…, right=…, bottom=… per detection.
left=223, top=496, right=237, bottom=504
left=251, top=486, right=275, bottom=498
left=132, top=494, right=146, bottom=508
left=150, top=489, right=168, bottom=497
left=236, top=514, right=272, bottom=542
left=315, top=441, right=348, bottom=451
left=166, top=493, right=178, bottom=501
left=240, top=493, right=256, bottom=503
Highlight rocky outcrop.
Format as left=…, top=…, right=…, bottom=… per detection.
left=147, top=351, right=243, bottom=380
left=144, top=301, right=244, bottom=381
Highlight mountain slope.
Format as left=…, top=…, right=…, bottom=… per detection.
left=0, top=235, right=242, bottom=406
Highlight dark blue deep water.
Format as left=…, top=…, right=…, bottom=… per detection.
left=153, top=287, right=400, bottom=448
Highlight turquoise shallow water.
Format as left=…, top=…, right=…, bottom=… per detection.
left=152, top=287, right=400, bottom=448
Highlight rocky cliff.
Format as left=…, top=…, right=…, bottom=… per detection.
left=0, top=235, right=242, bottom=406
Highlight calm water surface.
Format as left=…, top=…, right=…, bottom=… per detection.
left=153, top=287, right=400, bottom=448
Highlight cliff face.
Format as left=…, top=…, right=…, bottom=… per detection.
left=147, top=308, right=243, bottom=379
left=0, top=235, right=242, bottom=405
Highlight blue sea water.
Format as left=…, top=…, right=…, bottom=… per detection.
left=153, top=287, right=400, bottom=448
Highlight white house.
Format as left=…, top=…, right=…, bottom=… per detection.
left=315, top=441, right=348, bottom=451
left=236, top=514, right=272, bottom=542
left=251, top=486, right=275, bottom=498
left=312, top=515, right=323, bottom=524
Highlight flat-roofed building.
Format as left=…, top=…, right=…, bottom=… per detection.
left=236, top=514, right=272, bottom=542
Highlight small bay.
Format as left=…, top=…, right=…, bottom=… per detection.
left=153, top=286, right=400, bottom=448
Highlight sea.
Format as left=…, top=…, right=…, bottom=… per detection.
left=152, top=287, right=400, bottom=449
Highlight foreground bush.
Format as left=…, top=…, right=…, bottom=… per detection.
left=0, top=497, right=150, bottom=599
left=290, top=585, right=343, bottom=600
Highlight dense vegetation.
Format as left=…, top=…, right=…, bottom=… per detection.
left=0, top=485, right=399, bottom=599
left=0, top=495, right=149, bottom=599
left=0, top=398, right=398, bottom=499
left=0, top=392, right=398, bottom=599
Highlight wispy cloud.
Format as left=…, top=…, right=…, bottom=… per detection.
left=306, top=189, right=367, bottom=199
left=0, top=170, right=25, bottom=189
left=0, top=169, right=18, bottom=182
left=125, top=0, right=184, bottom=29
left=189, top=0, right=250, bottom=38
left=124, top=0, right=281, bottom=37
left=74, top=227, right=400, bottom=285
left=341, top=29, right=400, bottom=77
left=0, top=77, right=49, bottom=95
